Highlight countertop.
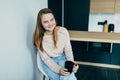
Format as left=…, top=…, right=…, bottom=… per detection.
left=69, top=30, right=120, bottom=43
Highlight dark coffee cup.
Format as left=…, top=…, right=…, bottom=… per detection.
left=108, top=24, right=114, bottom=32
left=65, top=61, right=74, bottom=73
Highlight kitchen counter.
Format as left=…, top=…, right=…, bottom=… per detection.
left=68, top=30, right=120, bottom=69
left=69, top=30, right=120, bottom=43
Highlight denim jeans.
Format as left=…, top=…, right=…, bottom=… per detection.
left=41, top=53, right=77, bottom=80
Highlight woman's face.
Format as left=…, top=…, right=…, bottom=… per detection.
left=41, top=13, right=56, bottom=32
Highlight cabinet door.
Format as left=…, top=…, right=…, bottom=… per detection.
left=86, top=42, right=111, bottom=64
left=48, top=0, right=62, bottom=26
left=72, top=41, right=111, bottom=64
left=90, top=0, right=115, bottom=13
left=48, top=0, right=90, bottom=30
left=64, top=0, right=90, bottom=62
left=71, top=41, right=88, bottom=61
left=64, top=0, right=90, bottom=31
left=111, top=43, right=120, bottom=65
left=115, top=0, right=120, bottom=13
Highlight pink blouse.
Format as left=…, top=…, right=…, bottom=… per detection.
left=38, top=27, right=74, bottom=73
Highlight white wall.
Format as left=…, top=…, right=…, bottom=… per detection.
left=88, top=13, right=120, bottom=33
left=0, top=0, right=47, bottom=80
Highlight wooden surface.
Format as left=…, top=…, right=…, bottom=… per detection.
left=69, top=30, right=120, bottom=43
left=90, top=0, right=115, bottom=13
left=115, top=0, right=120, bottom=13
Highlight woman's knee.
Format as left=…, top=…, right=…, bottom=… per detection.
left=48, top=72, right=60, bottom=80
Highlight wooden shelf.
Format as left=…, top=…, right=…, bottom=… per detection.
left=69, top=30, right=120, bottom=43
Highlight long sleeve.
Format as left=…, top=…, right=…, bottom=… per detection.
left=63, top=28, right=74, bottom=61
left=38, top=50, right=62, bottom=73
left=37, top=27, right=74, bottom=73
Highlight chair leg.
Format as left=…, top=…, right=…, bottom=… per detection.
left=43, top=75, right=46, bottom=80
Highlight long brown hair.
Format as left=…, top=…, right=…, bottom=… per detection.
left=33, top=8, right=58, bottom=52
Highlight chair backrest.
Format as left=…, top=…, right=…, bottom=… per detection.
left=37, top=51, right=49, bottom=80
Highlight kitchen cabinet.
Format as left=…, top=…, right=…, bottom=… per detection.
left=115, top=0, right=120, bottom=13
left=69, top=31, right=120, bottom=65
left=86, top=42, right=120, bottom=65
left=48, top=0, right=90, bottom=57
left=111, top=43, right=120, bottom=65
left=69, top=31, right=120, bottom=80
left=90, top=0, right=115, bottom=13
left=76, top=65, right=120, bottom=80
left=72, top=41, right=111, bottom=64
left=64, top=0, right=90, bottom=31
left=87, top=42, right=111, bottom=64
left=75, top=43, right=120, bottom=80
left=87, top=43, right=120, bottom=65
left=48, top=0, right=62, bottom=26
left=63, top=0, right=90, bottom=54
left=48, top=0, right=90, bottom=31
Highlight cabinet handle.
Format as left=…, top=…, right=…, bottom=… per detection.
left=110, top=43, right=113, bottom=53
left=87, top=42, right=89, bottom=51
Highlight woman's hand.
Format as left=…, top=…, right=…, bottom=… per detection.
left=59, top=67, right=70, bottom=76
left=73, top=62, right=79, bottom=73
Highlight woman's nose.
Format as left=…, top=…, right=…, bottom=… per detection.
left=48, top=22, right=52, bottom=26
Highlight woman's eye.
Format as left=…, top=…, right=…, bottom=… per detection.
left=51, top=19, right=53, bottom=21
left=43, top=21, right=48, bottom=24
left=51, top=18, right=54, bottom=21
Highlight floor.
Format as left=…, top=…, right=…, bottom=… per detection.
left=75, top=65, right=120, bottom=80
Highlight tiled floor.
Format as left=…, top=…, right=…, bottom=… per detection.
left=75, top=65, right=120, bottom=80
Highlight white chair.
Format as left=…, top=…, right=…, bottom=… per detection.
left=37, top=51, right=77, bottom=80
left=37, top=51, right=49, bottom=80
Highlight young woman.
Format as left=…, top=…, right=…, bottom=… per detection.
left=33, top=8, right=79, bottom=80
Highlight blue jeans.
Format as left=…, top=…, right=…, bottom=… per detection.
left=41, top=53, right=77, bottom=80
